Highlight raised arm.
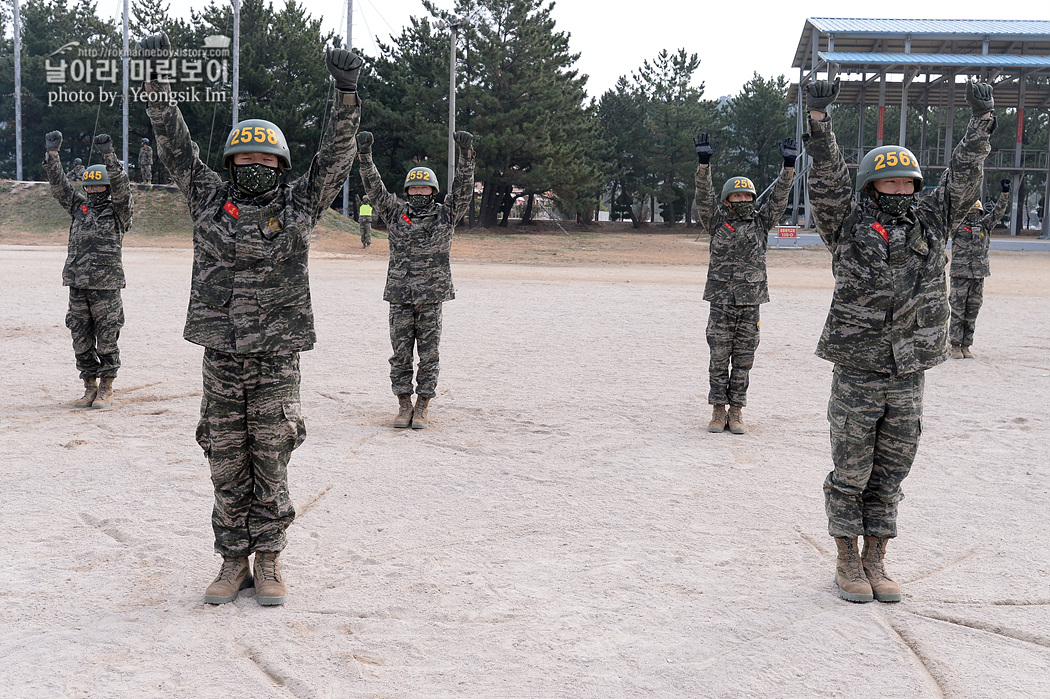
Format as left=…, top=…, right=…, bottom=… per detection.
left=757, top=138, right=798, bottom=233
left=43, top=131, right=82, bottom=214
left=802, top=79, right=852, bottom=250
left=982, top=180, right=1011, bottom=231
left=291, top=48, right=364, bottom=223
left=918, top=80, right=995, bottom=236
left=95, top=134, right=133, bottom=233
left=355, top=132, right=399, bottom=223
left=448, top=131, right=476, bottom=225
left=692, top=133, right=719, bottom=233
left=139, top=33, right=222, bottom=201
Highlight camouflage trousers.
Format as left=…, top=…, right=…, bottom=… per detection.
left=66, top=287, right=124, bottom=379
left=360, top=215, right=371, bottom=248
left=389, top=302, right=443, bottom=398
left=196, top=349, right=306, bottom=557
left=949, top=276, right=985, bottom=347
left=706, top=303, right=760, bottom=407
left=140, top=164, right=151, bottom=184
left=823, top=365, right=924, bottom=539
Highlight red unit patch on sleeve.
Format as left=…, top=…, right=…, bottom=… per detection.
left=401, top=214, right=413, bottom=225
left=223, top=201, right=239, bottom=219
left=871, top=222, right=889, bottom=242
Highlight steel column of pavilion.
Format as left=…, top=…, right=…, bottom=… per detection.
left=789, top=18, right=1050, bottom=237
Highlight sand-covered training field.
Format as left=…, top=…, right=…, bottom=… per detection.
left=2, top=231, right=1049, bottom=698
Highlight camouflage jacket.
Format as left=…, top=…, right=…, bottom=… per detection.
left=806, top=113, right=995, bottom=375
left=66, top=163, right=86, bottom=181
left=359, top=149, right=475, bottom=304
left=146, top=81, right=361, bottom=354
left=694, top=166, right=794, bottom=305
left=44, top=151, right=132, bottom=290
left=139, top=145, right=153, bottom=167
left=950, top=191, right=1008, bottom=278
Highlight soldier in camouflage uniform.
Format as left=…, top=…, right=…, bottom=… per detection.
left=693, top=133, right=797, bottom=435
left=138, top=138, right=153, bottom=184
left=804, top=77, right=995, bottom=603
left=949, top=179, right=1010, bottom=359
left=66, top=158, right=86, bottom=181
left=139, top=32, right=364, bottom=606
left=358, top=195, right=372, bottom=248
left=44, top=132, right=132, bottom=410
left=355, top=130, right=476, bottom=429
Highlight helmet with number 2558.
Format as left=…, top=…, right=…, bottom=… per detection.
left=222, top=119, right=291, bottom=169
left=856, top=145, right=923, bottom=193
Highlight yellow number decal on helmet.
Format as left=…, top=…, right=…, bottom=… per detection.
left=873, top=150, right=916, bottom=171
left=266, top=128, right=277, bottom=144
left=253, top=126, right=266, bottom=142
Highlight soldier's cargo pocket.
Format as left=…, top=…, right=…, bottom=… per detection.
left=195, top=397, right=212, bottom=457
left=916, top=299, right=949, bottom=327
left=282, top=402, right=307, bottom=450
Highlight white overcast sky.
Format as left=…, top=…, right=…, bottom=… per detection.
left=106, top=0, right=1050, bottom=99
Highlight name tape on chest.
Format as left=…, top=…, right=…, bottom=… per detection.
left=723, top=222, right=736, bottom=233
left=223, top=201, right=240, bottom=219
left=401, top=214, right=413, bottom=226
left=871, top=222, right=889, bottom=243
left=80, top=204, right=88, bottom=215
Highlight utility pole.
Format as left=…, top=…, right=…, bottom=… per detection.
left=342, top=0, right=353, bottom=217
left=231, top=0, right=240, bottom=125
left=14, top=0, right=23, bottom=180
left=122, top=0, right=130, bottom=167
left=444, top=15, right=466, bottom=193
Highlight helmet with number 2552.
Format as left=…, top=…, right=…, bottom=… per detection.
left=856, top=145, right=923, bottom=194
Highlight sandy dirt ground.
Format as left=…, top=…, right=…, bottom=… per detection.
left=2, top=238, right=1049, bottom=698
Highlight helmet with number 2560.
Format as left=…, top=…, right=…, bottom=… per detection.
left=856, top=145, right=923, bottom=194
left=222, top=119, right=291, bottom=169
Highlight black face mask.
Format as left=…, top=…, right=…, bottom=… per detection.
left=87, top=189, right=111, bottom=207
left=232, top=163, right=281, bottom=196
left=966, top=212, right=982, bottom=223
left=408, top=194, right=434, bottom=210
left=729, top=201, right=755, bottom=218
left=875, top=192, right=915, bottom=217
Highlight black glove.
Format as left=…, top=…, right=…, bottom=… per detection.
left=45, top=130, right=63, bottom=151
left=966, top=79, right=994, bottom=116
left=1001, top=178, right=1011, bottom=194
left=138, top=32, right=171, bottom=80
left=694, top=133, right=717, bottom=165
left=356, top=131, right=373, bottom=155
left=780, top=137, right=799, bottom=168
left=94, top=134, right=113, bottom=155
left=806, top=77, right=840, bottom=113
left=453, top=130, right=474, bottom=150
left=326, top=48, right=364, bottom=92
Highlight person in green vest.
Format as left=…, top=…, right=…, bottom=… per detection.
left=359, top=195, right=372, bottom=248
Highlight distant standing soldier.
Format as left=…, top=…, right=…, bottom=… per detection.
left=139, top=31, right=364, bottom=606
left=43, top=132, right=133, bottom=410
left=355, top=129, right=476, bottom=429
left=359, top=195, right=373, bottom=248
left=66, top=157, right=86, bottom=181
left=805, top=77, right=995, bottom=603
left=693, top=132, right=796, bottom=434
left=138, top=137, right=153, bottom=184
left=949, top=179, right=1010, bottom=359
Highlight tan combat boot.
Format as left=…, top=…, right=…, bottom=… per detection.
left=74, top=377, right=98, bottom=408
left=253, top=552, right=286, bottom=606
left=861, top=535, right=903, bottom=602
left=961, top=346, right=975, bottom=359
left=834, top=537, right=874, bottom=603
left=204, top=556, right=252, bottom=604
left=393, top=394, right=413, bottom=428
left=727, top=406, right=747, bottom=434
left=411, top=396, right=430, bottom=429
left=950, top=344, right=964, bottom=359
left=93, top=377, right=114, bottom=409
left=707, top=405, right=727, bottom=433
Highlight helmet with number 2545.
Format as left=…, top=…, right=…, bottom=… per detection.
left=856, top=145, right=923, bottom=193
left=222, top=119, right=291, bottom=169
